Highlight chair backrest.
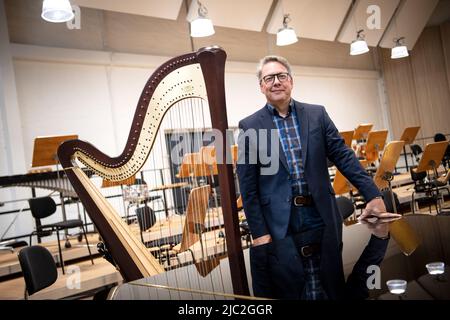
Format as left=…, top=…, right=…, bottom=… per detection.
left=410, top=167, right=427, bottom=182
left=18, top=245, right=57, bottom=296
left=434, top=133, right=446, bottom=142
left=135, top=206, right=157, bottom=232
left=28, top=196, right=57, bottom=220
left=335, top=196, right=355, bottom=220
left=410, top=144, right=423, bottom=157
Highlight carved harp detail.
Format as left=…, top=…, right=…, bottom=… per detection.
left=57, top=47, right=248, bottom=295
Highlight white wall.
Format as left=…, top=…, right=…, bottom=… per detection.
left=12, top=44, right=387, bottom=171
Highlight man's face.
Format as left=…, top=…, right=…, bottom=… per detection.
left=259, top=61, right=293, bottom=107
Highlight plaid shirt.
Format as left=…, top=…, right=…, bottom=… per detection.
left=267, top=101, right=309, bottom=195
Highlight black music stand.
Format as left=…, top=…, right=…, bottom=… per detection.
left=373, top=141, right=420, bottom=256
left=31, top=135, right=78, bottom=247
left=399, top=126, right=421, bottom=172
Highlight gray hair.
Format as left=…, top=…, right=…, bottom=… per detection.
left=257, top=55, right=293, bottom=81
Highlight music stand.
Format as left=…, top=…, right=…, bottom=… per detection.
left=373, top=141, right=404, bottom=190
left=340, top=130, right=354, bottom=148
left=333, top=160, right=368, bottom=195
left=166, top=185, right=211, bottom=267
left=412, top=141, right=449, bottom=215
left=364, top=130, right=388, bottom=163
left=353, top=123, right=373, bottom=142
left=30, top=134, right=78, bottom=247
left=31, top=135, right=78, bottom=168
left=412, top=141, right=448, bottom=174
left=399, top=126, right=421, bottom=172
left=372, top=141, right=420, bottom=256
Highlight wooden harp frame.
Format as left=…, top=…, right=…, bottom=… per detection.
left=57, top=47, right=249, bottom=295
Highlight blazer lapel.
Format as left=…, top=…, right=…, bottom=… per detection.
left=259, top=106, right=289, bottom=173
left=295, top=101, right=309, bottom=168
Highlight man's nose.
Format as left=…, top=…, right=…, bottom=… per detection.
left=272, top=76, right=282, bottom=85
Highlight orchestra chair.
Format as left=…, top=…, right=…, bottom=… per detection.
left=410, top=144, right=423, bottom=164
left=28, top=196, right=94, bottom=274
left=410, top=141, right=448, bottom=215
left=336, top=196, right=355, bottom=220
left=122, top=178, right=163, bottom=223
left=135, top=205, right=157, bottom=244
left=18, top=245, right=57, bottom=299
left=0, top=240, right=28, bottom=253
left=410, top=168, right=434, bottom=215
left=433, top=133, right=450, bottom=169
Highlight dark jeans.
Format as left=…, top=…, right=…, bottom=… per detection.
left=250, top=228, right=325, bottom=299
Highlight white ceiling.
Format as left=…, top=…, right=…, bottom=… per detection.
left=72, top=0, right=184, bottom=20
left=378, top=0, right=439, bottom=49
left=71, top=0, right=445, bottom=50
left=337, top=0, right=400, bottom=47
left=266, top=0, right=352, bottom=42
left=186, top=0, right=273, bottom=32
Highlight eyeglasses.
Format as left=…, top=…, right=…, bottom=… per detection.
left=260, top=72, right=290, bottom=85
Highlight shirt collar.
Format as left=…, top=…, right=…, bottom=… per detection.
left=266, top=99, right=295, bottom=117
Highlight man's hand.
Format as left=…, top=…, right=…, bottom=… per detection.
left=252, top=234, right=272, bottom=246
left=358, top=197, right=401, bottom=221
left=358, top=197, right=402, bottom=238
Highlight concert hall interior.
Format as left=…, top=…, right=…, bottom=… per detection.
left=1, top=0, right=450, bottom=301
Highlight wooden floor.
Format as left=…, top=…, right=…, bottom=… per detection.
left=0, top=208, right=234, bottom=300
left=1, top=181, right=448, bottom=300
left=0, top=257, right=121, bottom=300
left=0, top=232, right=122, bottom=300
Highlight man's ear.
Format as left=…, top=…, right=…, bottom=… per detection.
left=259, top=83, right=265, bottom=93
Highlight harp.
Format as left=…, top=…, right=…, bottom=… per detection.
left=57, top=47, right=249, bottom=296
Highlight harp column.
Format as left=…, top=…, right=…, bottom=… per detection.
left=198, top=47, right=250, bottom=296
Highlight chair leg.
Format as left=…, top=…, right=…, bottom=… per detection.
left=81, top=225, right=94, bottom=265
left=56, top=229, right=65, bottom=274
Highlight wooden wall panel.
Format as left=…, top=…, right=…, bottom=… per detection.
left=410, top=26, right=450, bottom=140
left=379, top=47, right=421, bottom=141
left=440, top=21, right=450, bottom=94
left=380, top=25, right=450, bottom=145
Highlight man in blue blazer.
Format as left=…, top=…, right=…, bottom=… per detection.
left=237, top=55, right=400, bottom=299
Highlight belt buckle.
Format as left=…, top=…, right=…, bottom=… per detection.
left=300, top=245, right=313, bottom=257
left=294, top=196, right=305, bottom=207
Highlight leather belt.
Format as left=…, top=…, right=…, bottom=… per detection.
left=299, top=243, right=321, bottom=257
left=292, top=195, right=313, bottom=207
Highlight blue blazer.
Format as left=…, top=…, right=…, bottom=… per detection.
left=237, top=100, right=384, bottom=299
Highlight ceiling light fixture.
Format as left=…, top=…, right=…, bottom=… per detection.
left=41, top=0, right=74, bottom=23
left=350, top=29, right=369, bottom=55
left=190, top=0, right=215, bottom=38
left=276, top=14, right=298, bottom=46
left=391, top=37, right=409, bottom=59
